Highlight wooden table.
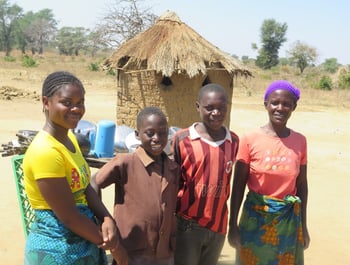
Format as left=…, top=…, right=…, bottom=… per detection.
left=85, top=156, right=113, bottom=169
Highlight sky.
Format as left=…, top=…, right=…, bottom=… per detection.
left=13, top=0, right=350, bottom=65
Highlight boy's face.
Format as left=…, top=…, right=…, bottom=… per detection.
left=196, top=91, right=228, bottom=131
left=135, top=114, right=169, bottom=158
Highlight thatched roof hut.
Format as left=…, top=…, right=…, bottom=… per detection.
left=103, top=11, right=252, bottom=129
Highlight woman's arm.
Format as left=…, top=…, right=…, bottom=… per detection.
left=296, top=164, right=310, bottom=249
left=85, top=184, right=119, bottom=248
left=37, top=177, right=104, bottom=245
left=228, top=161, right=249, bottom=248
left=89, top=165, right=129, bottom=264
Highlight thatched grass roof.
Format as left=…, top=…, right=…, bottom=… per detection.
left=103, top=11, right=252, bottom=78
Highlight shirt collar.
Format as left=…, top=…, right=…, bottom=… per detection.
left=189, top=122, right=232, bottom=143
left=135, top=146, right=154, bottom=167
left=135, top=146, right=177, bottom=170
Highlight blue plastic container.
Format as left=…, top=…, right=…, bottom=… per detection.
left=92, top=120, right=116, bottom=158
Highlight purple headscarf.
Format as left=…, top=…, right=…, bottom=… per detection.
left=264, top=80, right=300, bottom=101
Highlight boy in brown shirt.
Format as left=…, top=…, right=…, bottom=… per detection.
left=91, top=107, right=179, bottom=265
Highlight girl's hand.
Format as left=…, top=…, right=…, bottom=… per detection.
left=303, top=227, right=310, bottom=250
left=228, top=225, right=241, bottom=249
left=110, top=244, right=128, bottom=265
left=99, top=216, right=119, bottom=250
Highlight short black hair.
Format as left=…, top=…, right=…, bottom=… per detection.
left=197, top=83, right=228, bottom=102
left=136, top=106, right=168, bottom=130
left=42, top=71, right=84, bottom=97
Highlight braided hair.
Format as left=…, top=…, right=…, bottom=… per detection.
left=136, top=106, right=168, bottom=130
left=42, top=71, right=84, bottom=98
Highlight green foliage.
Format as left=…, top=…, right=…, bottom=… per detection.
left=338, top=71, right=350, bottom=89
left=256, top=49, right=279, bottom=70
left=287, top=41, right=318, bottom=74
left=18, top=9, right=57, bottom=55
left=21, top=54, right=37, bottom=67
left=56, top=27, right=88, bottom=56
left=256, top=19, right=288, bottom=69
left=88, top=62, right=99, bottom=71
left=0, top=0, right=23, bottom=56
left=317, top=75, right=332, bottom=90
left=241, top=55, right=250, bottom=64
left=270, top=66, right=281, bottom=75
left=322, top=58, right=340, bottom=73
left=106, top=68, right=116, bottom=76
left=4, top=55, right=16, bottom=62
left=279, top=57, right=290, bottom=66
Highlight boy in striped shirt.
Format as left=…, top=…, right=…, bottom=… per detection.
left=173, top=83, right=239, bottom=265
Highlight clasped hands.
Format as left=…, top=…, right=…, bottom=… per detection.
left=99, top=216, right=128, bottom=265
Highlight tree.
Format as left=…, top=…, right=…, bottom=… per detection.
left=287, top=41, right=318, bottom=73
left=93, top=0, right=157, bottom=48
left=56, top=27, right=88, bottom=56
left=322, top=58, right=340, bottom=73
left=0, top=0, right=23, bottom=56
left=255, top=19, right=288, bottom=69
left=20, top=9, right=57, bottom=54
left=85, top=28, right=108, bottom=57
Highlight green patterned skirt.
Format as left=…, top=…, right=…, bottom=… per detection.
left=236, top=191, right=304, bottom=265
left=25, top=205, right=107, bottom=265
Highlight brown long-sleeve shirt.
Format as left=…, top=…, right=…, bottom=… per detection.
left=95, top=146, right=179, bottom=259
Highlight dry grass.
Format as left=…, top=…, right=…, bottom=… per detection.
left=1, top=50, right=350, bottom=112
left=233, top=64, right=350, bottom=111
left=0, top=50, right=116, bottom=95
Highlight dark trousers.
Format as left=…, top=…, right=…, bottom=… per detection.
left=174, top=216, right=225, bottom=265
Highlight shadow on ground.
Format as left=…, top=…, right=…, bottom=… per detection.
left=107, top=253, right=235, bottom=264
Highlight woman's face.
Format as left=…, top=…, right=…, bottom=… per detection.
left=264, top=89, right=297, bottom=126
left=43, top=83, right=85, bottom=130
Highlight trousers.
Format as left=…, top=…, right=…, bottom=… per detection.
left=174, top=216, right=225, bottom=265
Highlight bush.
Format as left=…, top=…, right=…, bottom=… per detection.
left=88, top=62, right=99, bottom=71
left=21, top=55, right=37, bottom=67
left=279, top=57, right=290, bottom=66
left=106, top=68, right=116, bottom=76
left=317, top=75, right=332, bottom=90
left=338, top=71, right=350, bottom=89
left=4, top=56, right=16, bottom=62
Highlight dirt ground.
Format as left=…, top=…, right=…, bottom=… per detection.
left=0, top=64, right=349, bottom=264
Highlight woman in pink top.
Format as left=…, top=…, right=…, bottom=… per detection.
left=228, top=80, right=310, bottom=265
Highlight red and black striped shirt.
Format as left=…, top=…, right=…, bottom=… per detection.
left=173, top=123, right=239, bottom=234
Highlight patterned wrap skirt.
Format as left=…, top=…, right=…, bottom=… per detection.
left=236, top=191, right=304, bottom=265
left=25, top=205, right=108, bottom=265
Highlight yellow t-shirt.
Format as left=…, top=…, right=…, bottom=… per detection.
left=23, top=130, right=90, bottom=209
